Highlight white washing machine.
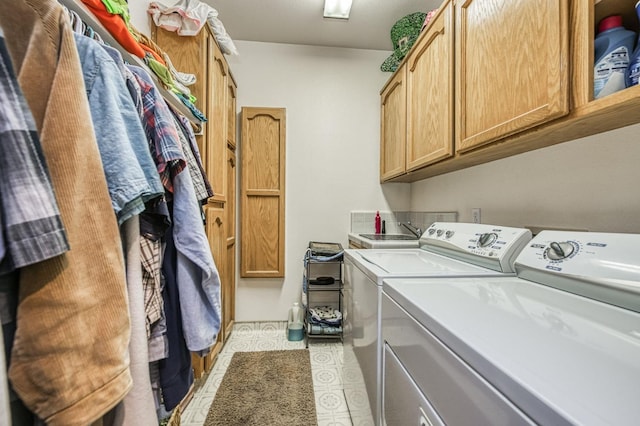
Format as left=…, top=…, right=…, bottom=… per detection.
left=382, top=230, right=640, bottom=425
left=343, top=222, right=532, bottom=425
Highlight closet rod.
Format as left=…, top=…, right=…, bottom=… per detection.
left=58, top=0, right=204, bottom=127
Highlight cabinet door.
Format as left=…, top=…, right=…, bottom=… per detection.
left=204, top=204, right=225, bottom=370
left=455, top=0, right=569, bottom=152
left=227, top=75, right=238, bottom=149
left=206, top=39, right=228, bottom=203
left=406, top=2, right=455, bottom=170
left=224, top=147, right=236, bottom=341
left=380, top=65, right=407, bottom=181
left=152, top=26, right=209, bottom=163
left=240, top=107, right=286, bottom=278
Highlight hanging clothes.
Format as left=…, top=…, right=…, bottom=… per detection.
left=171, top=168, right=222, bottom=353
left=127, top=65, right=186, bottom=196
left=107, top=216, right=157, bottom=426
left=171, top=113, right=210, bottom=203
left=170, top=104, right=214, bottom=202
left=74, top=33, right=164, bottom=225
left=0, top=29, right=71, bottom=426
left=0, top=325, right=9, bottom=426
left=157, top=221, right=193, bottom=412
left=127, top=65, right=221, bottom=353
left=0, top=1, right=132, bottom=424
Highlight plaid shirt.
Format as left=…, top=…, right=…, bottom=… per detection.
left=172, top=107, right=214, bottom=201
left=0, top=35, right=69, bottom=272
left=127, top=64, right=185, bottom=195
left=140, top=235, right=163, bottom=338
left=171, top=114, right=210, bottom=203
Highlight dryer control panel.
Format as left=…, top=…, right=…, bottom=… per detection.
left=421, top=222, right=532, bottom=273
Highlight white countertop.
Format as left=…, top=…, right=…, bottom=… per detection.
left=348, top=232, right=420, bottom=249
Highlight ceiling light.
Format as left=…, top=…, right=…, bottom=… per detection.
left=323, top=0, right=353, bottom=19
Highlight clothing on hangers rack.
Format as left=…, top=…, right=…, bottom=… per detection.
left=58, top=0, right=204, bottom=125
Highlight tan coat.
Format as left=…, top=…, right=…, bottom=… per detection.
left=0, top=1, right=133, bottom=424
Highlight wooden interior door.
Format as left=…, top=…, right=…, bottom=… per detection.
left=240, top=107, right=286, bottom=278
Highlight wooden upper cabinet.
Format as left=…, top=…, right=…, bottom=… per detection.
left=380, top=65, right=407, bottom=181
left=240, top=107, right=286, bottom=278
left=455, top=0, right=570, bottom=152
left=383, top=0, right=640, bottom=182
left=406, top=1, right=454, bottom=170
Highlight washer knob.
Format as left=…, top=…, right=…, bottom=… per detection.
left=477, top=232, right=497, bottom=248
left=546, top=241, right=575, bottom=260
left=445, top=230, right=454, bottom=239
left=436, top=229, right=444, bottom=237
left=428, top=228, right=436, bottom=235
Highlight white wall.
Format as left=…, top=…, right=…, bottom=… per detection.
left=410, top=124, right=640, bottom=233
left=227, top=41, right=410, bottom=321
left=129, top=2, right=151, bottom=35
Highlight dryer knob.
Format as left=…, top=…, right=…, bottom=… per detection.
left=477, top=232, right=497, bottom=247
left=546, top=241, right=575, bottom=260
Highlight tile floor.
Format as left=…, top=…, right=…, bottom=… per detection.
left=180, top=322, right=353, bottom=426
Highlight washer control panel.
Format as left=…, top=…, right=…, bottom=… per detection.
left=516, top=231, right=640, bottom=277
left=514, top=230, right=640, bottom=312
left=515, top=231, right=640, bottom=276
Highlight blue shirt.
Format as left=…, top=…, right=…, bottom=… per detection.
left=172, top=167, right=221, bottom=352
left=74, top=34, right=163, bottom=225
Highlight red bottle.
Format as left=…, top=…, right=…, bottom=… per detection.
left=375, top=211, right=381, bottom=234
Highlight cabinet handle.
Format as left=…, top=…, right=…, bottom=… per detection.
left=229, top=157, right=236, bottom=167
left=215, top=217, right=223, bottom=226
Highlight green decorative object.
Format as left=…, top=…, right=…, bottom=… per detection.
left=381, top=11, right=427, bottom=72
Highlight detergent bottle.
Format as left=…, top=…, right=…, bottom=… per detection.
left=594, top=14, right=636, bottom=98
left=626, top=1, right=640, bottom=87
left=287, top=302, right=304, bottom=341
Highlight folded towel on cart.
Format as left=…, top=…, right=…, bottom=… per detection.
left=309, top=306, right=342, bottom=325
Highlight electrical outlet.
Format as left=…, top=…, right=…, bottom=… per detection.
left=471, top=208, right=481, bottom=223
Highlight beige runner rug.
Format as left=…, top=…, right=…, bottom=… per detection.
left=204, top=349, right=318, bottom=426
